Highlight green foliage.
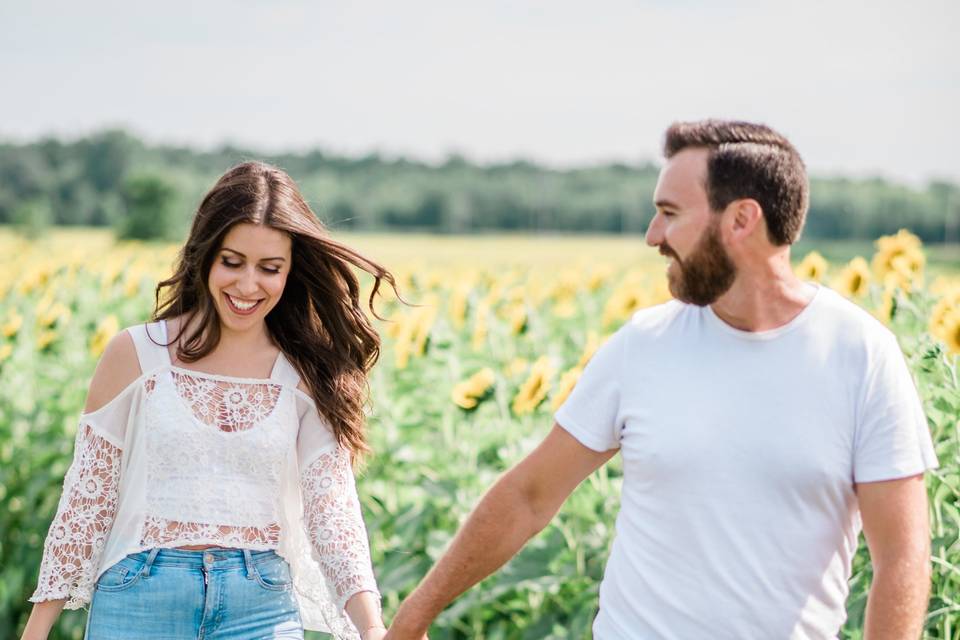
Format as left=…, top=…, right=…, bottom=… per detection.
left=0, top=131, right=957, bottom=239
left=115, top=173, right=178, bottom=241
left=10, top=198, right=53, bottom=239
left=2, top=237, right=958, bottom=639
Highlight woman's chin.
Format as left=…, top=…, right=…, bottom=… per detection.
left=217, top=305, right=262, bottom=327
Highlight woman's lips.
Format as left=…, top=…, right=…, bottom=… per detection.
left=224, top=292, right=264, bottom=315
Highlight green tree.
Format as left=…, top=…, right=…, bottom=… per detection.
left=10, top=197, right=53, bottom=239
left=116, top=173, right=178, bottom=241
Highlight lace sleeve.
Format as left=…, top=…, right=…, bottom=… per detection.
left=300, top=446, right=380, bottom=612
left=29, top=422, right=122, bottom=609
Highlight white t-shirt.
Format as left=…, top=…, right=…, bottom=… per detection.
left=554, top=284, right=938, bottom=640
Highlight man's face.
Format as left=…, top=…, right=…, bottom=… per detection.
left=646, top=148, right=736, bottom=306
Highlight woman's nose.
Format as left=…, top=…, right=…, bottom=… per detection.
left=236, top=270, right=261, bottom=296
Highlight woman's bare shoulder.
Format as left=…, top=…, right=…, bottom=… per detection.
left=296, top=378, right=313, bottom=399
left=84, top=329, right=142, bottom=414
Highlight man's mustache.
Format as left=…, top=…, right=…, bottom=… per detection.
left=659, top=244, right=680, bottom=261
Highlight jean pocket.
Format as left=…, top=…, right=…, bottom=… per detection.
left=95, top=555, right=146, bottom=592
left=252, top=557, right=293, bottom=591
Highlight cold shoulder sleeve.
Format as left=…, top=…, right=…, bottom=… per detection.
left=295, top=392, right=380, bottom=612
left=29, top=381, right=137, bottom=608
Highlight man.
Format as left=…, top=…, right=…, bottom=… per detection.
left=385, top=120, right=938, bottom=639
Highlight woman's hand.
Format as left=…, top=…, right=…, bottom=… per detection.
left=360, top=625, right=388, bottom=640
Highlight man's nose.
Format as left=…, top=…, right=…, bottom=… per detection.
left=645, top=212, right=663, bottom=248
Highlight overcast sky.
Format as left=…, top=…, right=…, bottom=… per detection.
left=2, top=0, right=958, bottom=184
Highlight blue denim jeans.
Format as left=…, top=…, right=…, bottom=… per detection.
left=84, top=547, right=304, bottom=639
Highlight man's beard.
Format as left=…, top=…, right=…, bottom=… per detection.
left=661, top=222, right=737, bottom=306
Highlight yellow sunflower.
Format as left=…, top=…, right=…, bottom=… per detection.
left=37, top=329, right=58, bottom=351
left=795, top=251, right=828, bottom=282
left=577, top=332, right=604, bottom=368
left=929, top=291, right=960, bottom=338
left=505, top=357, right=530, bottom=378
left=940, top=312, right=960, bottom=356
left=871, top=229, right=925, bottom=285
left=451, top=368, right=496, bottom=410
left=2, top=311, right=23, bottom=338
left=831, top=257, right=871, bottom=298
left=90, top=315, right=120, bottom=358
left=551, top=366, right=583, bottom=411
left=512, top=357, right=555, bottom=415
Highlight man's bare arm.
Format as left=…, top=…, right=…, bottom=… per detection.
left=385, top=424, right=617, bottom=639
left=857, top=473, right=931, bottom=640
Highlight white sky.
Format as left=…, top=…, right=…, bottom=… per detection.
left=1, top=0, right=958, bottom=184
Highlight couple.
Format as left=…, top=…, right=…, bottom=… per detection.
left=23, top=119, right=937, bottom=640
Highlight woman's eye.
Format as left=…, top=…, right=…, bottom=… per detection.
left=221, top=258, right=280, bottom=274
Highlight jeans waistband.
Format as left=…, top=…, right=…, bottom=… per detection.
left=129, top=547, right=279, bottom=577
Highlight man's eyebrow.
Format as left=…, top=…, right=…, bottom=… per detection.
left=654, top=199, right=681, bottom=210
left=221, top=248, right=287, bottom=262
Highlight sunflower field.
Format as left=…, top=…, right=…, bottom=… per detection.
left=1, top=228, right=958, bottom=639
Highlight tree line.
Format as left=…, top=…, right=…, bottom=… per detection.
left=0, top=130, right=957, bottom=242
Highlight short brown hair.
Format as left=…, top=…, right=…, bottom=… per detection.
left=663, top=120, right=809, bottom=245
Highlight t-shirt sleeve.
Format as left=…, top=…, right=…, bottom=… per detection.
left=554, top=325, right=629, bottom=452
left=853, top=333, right=939, bottom=483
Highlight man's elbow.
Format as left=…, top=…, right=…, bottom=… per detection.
left=506, top=471, right=561, bottom=536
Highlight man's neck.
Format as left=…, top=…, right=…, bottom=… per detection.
left=709, top=252, right=816, bottom=332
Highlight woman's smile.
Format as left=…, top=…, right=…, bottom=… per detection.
left=223, top=292, right=264, bottom=315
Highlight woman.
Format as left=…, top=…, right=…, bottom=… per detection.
left=22, top=161, right=395, bottom=640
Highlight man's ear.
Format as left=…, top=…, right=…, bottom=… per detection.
left=724, top=198, right=764, bottom=244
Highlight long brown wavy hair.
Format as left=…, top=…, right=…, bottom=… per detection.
left=150, top=161, right=397, bottom=458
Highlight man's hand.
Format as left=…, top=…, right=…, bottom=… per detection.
left=383, top=625, right=426, bottom=640
left=386, top=424, right=617, bottom=638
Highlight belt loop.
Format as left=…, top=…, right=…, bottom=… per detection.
left=242, top=549, right=256, bottom=579
left=142, top=548, right=161, bottom=577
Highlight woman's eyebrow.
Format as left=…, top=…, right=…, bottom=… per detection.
left=221, top=247, right=287, bottom=262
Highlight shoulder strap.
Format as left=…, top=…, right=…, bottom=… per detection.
left=270, top=352, right=302, bottom=387
left=129, top=320, right=171, bottom=374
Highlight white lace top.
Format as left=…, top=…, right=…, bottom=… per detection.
left=29, top=319, right=379, bottom=639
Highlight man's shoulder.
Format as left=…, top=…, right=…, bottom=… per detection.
left=628, top=299, right=686, bottom=328
left=812, top=286, right=897, bottom=346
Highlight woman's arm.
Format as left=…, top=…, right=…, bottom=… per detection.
left=23, top=331, right=138, bottom=633
left=300, top=445, right=383, bottom=634
left=20, top=599, right=66, bottom=640
left=346, top=591, right=387, bottom=640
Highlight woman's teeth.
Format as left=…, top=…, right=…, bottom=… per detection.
left=226, top=294, right=262, bottom=313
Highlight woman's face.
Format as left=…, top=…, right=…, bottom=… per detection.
left=207, top=223, right=293, bottom=331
